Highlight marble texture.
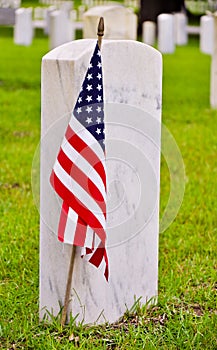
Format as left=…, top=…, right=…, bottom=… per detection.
left=14, top=7, right=33, bottom=46
left=49, top=10, right=73, bottom=50
left=40, top=39, right=162, bottom=324
left=157, top=13, right=175, bottom=54
left=200, top=15, right=214, bottom=55
left=174, top=13, right=188, bottom=46
left=83, top=5, right=137, bottom=40
left=142, top=21, right=156, bottom=46
left=210, top=14, right=217, bottom=108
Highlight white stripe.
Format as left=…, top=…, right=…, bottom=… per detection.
left=94, top=233, right=101, bottom=248
left=53, top=160, right=106, bottom=229
left=69, top=114, right=105, bottom=163
left=63, top=207, right=78, bottom=244
left=84, top=226, right=94, bottom=249
left=61, top=137, right=106, bottom=201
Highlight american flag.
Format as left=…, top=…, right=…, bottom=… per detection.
left=50, top=42, right=108, bottom=280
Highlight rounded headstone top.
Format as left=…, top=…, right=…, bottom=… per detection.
left=83, top=4, right=126, bottom=16
left=158, top=13, right=174, bottom=20
left=42, top=39, right=162, bottom=62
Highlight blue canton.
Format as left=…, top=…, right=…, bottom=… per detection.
left=73, top=42, right=105, bottom=151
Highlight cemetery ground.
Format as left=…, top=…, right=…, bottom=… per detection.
left=0, top=26, right=217, bottom=349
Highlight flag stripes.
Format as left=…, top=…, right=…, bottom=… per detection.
left=50, top=42, right=108, bottom=280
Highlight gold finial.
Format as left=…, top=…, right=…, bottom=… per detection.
left=97, top=17, right=104, bottom=49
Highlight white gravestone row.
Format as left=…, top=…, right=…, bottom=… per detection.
left=142, top=21, right=156, bottom=46
left=210, top=13, right=217, bottom=108
left=157, top=13, right=175, bottom=53
left=13, top=5, right=75, bottom=48
left=14, top=7, right=34, bottom=46
left=157, top=12, right=188, bottom=53
left=40, top=39, right=162, bottom=324
left=174, top=12, right=188, bottom=46
left=0, top=0, right=20, bottom=8
left=39, top=0, right=72, bottom=6
left=49, top=9, right=74, bottom=49
left=200, top=15, right=214, bottom=55
left=83, top=5, right=137, bottom=40
left=80, top=0, right=139, bottom=10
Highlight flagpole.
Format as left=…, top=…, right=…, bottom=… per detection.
left=61, top=245, right=76, bottom=326
left=97, top=17, right=104, bottom=50
left=60, top=17, right=105, bottom=327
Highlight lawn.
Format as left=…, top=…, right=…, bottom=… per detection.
left=0, top=26, right=217, bottom=349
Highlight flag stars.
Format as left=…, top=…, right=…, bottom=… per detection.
left=86, top=106, right=92, bottom=113
left=86, top=117, right=92, bottom=124
left=96, top=95, right=102, bottom=102
left=97, top=84, right=102, bottom=91
left=96, top=128, right=101, bottom=135
left=86, top=84, right=92, bottom=91
left=97, top=73, right=102, bottom=80
left=96, top=106, right=102, bottom=113
left=78, top=96, right=82, bottom=103
left=77, top=107, right=82, bottom=114
left=97, top=50, right=101, bottom=57
left=87, top=73, right=93, bottom=80
left=96, top=117, right=101, bottom=124
left=97, top=62, right=102, bottom=69
left=86, top=95, right=92, bottom=102
left=88, top=62, right=93, bottom=69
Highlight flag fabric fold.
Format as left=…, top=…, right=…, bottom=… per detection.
left=50, top=42, right=108, bottom=281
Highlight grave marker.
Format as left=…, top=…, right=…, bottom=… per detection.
left=210, top=12, right=217, bottom=108
left=14, top=8, right=33, bottom=46
left=157, top=13, right=175, bottom=53
left=174, top=12, right=188, bottom=46
left=40, top=38, right=162, bottom=324
left=200, top=15, right=214, bottom=55
left=49, top=10, right=74, bottom=50
left=83, top=5, right=137, bottom=40
left=142, top=21, right=156, bottom=46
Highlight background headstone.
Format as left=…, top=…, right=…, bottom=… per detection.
left=14, top=8, right=33, bottom=46
left=49, top=10, right=74, bottom=50
left=83, top=5, right=137, bottom=40
left=142, top=21, right=156, bottom=46
left=200, top=15, right=214, bottom=55
left=44, top=6, right=56, bottom=35
left=174, top=12, right=188, bottom=46
left=210, top=13, right=217, bottom=108
left=157, top=13, right=175, bottom=53
left=40, top=39, right=162, bottom=324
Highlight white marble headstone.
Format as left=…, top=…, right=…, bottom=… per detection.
left=210, top=13, right=217, bottom=108
left=49, top=10, right=73, bottom=50
left=14, top=7, right=33, bottom=46
left=157, top=13, right=175, bottom=54
left=174, top=12, right=188, bottom=46
left=40, top=39, right=162, bottom=324
left=142, top=21, right=156, bottom=46
left=83, top=5, right=137, bottom=40
left=44, top=6, right=56, bottom=35
left=200, top=15, right=214, bottom=55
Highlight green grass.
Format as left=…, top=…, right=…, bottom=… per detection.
left=0, top=30, right=217, bottom=349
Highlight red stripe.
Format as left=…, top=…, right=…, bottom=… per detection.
left=73, top=216, right=87, bottom=246
left=89, top=245, right=104, bottom=267
left=65, top=126, right=106, bottom=189
left=89, top=243, right=109, bottom=281
left=50, top=170, right=106, bottom=244
left=58, top=202, right=69, bottom=242
left=57, top=148, right=106, bottom=215
left=104, top=249, right=109, bottom=281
